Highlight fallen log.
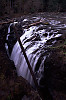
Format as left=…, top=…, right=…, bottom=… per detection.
left=0, top=19, right=14, bottom=25
left=27, top=21, right=43, bottom=28
left=25, top=19, right=49, bottom=28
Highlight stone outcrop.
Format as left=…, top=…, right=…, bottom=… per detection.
left=44, top=33, right=66, bottom=100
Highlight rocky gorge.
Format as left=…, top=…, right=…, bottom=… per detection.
left=0, top=12, right=66, bottom=100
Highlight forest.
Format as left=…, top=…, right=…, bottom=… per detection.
left=0, top=0, right=66, bottom=100
left=0, top=0, right=66, bottom=16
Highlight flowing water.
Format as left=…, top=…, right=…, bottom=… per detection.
left=6, top=13, right=66, bottom=88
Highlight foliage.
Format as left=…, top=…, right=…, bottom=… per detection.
left=0, top=0, right=66, bottom=16
left=7, top=94, right=12, bottom=100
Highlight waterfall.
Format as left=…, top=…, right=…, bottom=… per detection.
left=6, top=16, right=64, bottom=87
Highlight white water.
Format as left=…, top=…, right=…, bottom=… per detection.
left=7, top=16, right=66, bottom=87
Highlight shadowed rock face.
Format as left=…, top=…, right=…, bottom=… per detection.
left=44, top=36, right=66, bottom=100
